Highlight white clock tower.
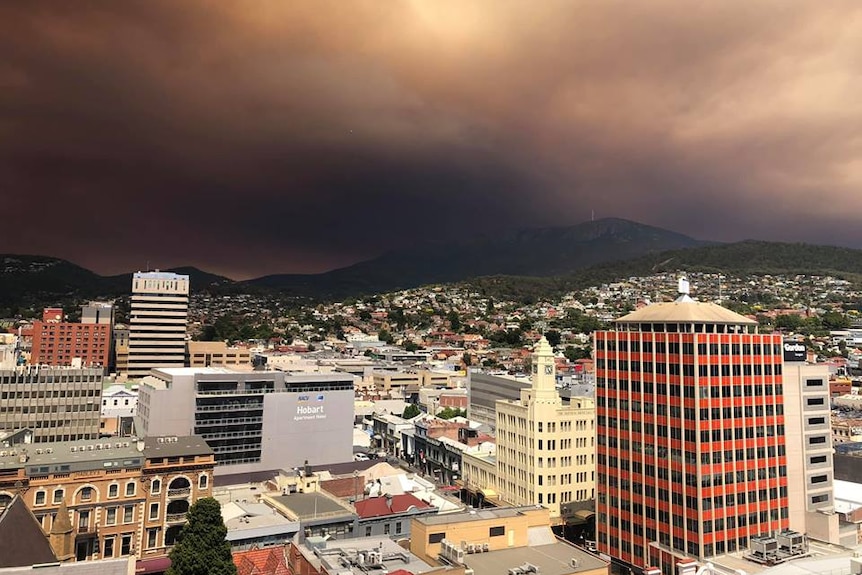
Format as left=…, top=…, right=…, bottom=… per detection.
left=531, top=336, right=558, bottom=402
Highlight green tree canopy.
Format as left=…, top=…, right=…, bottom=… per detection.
left=377, top=329, right=394, bottom=344
left=167, top=497, right=236, bottom=575
left=437, top=407, right=467, bottom=420
left=544, top=329, right=562, bottom=348
left=402, top=404, right=421, bottom=419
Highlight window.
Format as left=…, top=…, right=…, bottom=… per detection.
left=125, top=482, right=136, bottom=497
left=121, top=535, right=132, bottom=556
left=384, top=523, right=391, bottom=535
left=396, top=522, right=402, bottom=534
left=489, top=526, right=505, bottom=537
left=147, top=529, right=159, bottom=549
left=53, top=489, right=64, bottom=504
left=35, top=491, right=46, bottom=506
left=123, top=505, right=134, bottom=523
left=108, top=484, right=119, bottom=498
left=149, top=503, right=159, bottom=520
left=106, top=507, right=117, bottom=525
left=429, top=532, right=446, bottom=544
left=151, top=479, right=161, bottom=495
left=365, top=526, right=372, bottom=537
left=103, top=537, right=115, bottom=558
left=811, top=475, right=828, bottom=484
left=199, top=474, right=208, bottom=490
left=80, top=487, right=93, bottom=501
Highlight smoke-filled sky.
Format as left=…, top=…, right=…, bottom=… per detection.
left=3, top=1, right=862, bottom=279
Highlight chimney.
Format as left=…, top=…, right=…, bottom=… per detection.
left=304, top=459, right=312, bottom=478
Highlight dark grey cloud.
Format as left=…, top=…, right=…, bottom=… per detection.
left=2, top=1, right=862, bottom=278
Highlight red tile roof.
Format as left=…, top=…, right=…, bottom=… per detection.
left=233, top=547, right=290, bottom=575
left=354, top=493, right=432, bottom=519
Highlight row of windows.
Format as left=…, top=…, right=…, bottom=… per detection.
left=597, top=340, right=781, bottom=355
left=0, top=389, right=99, bottom=399
left=598, top=462, right=788, bottom=487
left=598, top=359, right=784, bottom=376
left=597, top=419, right=786, bottom=442
left=599, top=379, right=784, bottom=397
left=32, top=475, right=208, bottom=506
left=0, top=375, right=100, bottom=384
left=600, top=399, right=785, bottom=419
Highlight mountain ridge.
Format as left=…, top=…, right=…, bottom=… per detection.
left=4, top=219, right=862, bottom=310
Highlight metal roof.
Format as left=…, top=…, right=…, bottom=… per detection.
left=614, top=300, right=756, bottom=325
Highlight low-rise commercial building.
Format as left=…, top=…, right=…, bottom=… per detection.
left=187, top=341, right=251, bottom=368
left=0, top=435, right=214, bottom=562
left=410, top=506, right=607, bottom=575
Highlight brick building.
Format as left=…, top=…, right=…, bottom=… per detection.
left=29, top=303, right=113, bottom=370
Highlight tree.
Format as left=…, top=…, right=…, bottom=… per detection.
left=402, top=404, right=421, bottom=419
left=377, top=329, right=394, bottom=344
left=544, top=329, right=561, bottom=348
left=447, top=311, right=461, bottom=331
left=167, top=497, right=236, bottom=575
left=437, top=407, right=467, bottom=420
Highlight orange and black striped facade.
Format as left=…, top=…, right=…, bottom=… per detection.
left=595, top=322, right=788, bottom=575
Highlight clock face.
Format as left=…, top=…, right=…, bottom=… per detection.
left=544, top=365, right=553, bottom=375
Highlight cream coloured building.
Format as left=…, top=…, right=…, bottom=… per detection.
left=461, top=337, right=595, bottom=523
left=127, top=272, right=189, bottom=377
left=186, top=341, right=251, bottom=368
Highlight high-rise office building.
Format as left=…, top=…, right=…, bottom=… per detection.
left=462, top=337, right=595, bottom=524
left=782, top=355, right=838, bottom=542
left=0, top=367, right=103, bottom=442
left=594, top=282, right=788, bottom=574
left=127, top=272, right=189, bottom=377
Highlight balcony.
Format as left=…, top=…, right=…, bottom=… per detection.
left=196, top=388, right=274, bottom=396
left=166, top=512, right=188, bottom=523
left=195, top=402, right=263, bottom=412
left=194, top=417, right=263, bottom=427
left=167, top=487, right=191, bottom=497
left=200, top=430, right=262, bottom=441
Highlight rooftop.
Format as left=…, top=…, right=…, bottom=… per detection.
left=614, top=300, right=756, bottom=325
left=270, top=492, right=355, bottom=521
left=305, top=535, right=434, bottom=575
left=414, top=505, right=538, bottom=526
left=222, top=501, right=300, bottom=543
left=143, top=435, right=213, bottom=459
left=0, top=438, right=142, bottom=472
left=232, top=547, right=289, bottom=575
left=463, top=538, right=607, bottom=575
left=354, top=493, right=432, bottom=519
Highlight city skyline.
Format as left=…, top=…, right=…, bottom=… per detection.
left=4, top=1, right=862, bottom=279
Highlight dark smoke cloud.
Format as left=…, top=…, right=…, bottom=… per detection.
left=2, top=1, right=862, bottom=278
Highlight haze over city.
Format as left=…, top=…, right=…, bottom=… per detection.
left=4, top=1, right=862, bottom=279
